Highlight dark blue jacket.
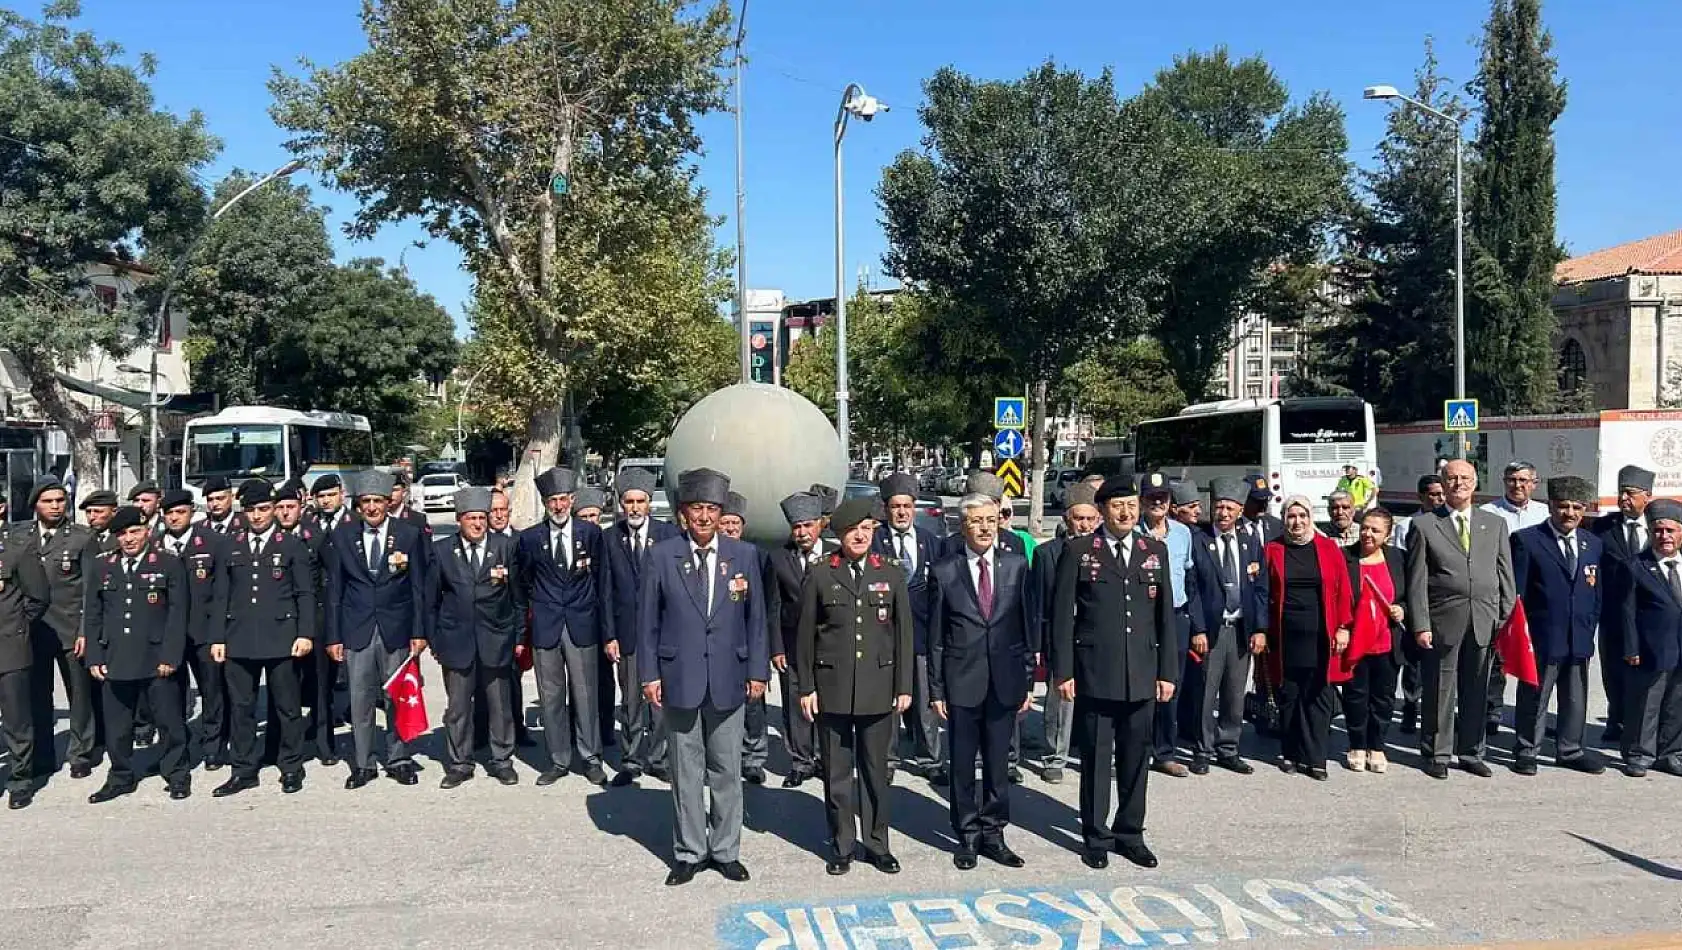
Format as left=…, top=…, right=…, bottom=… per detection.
left=517, top=518, right=614, bottom=649
left=1031, top=535, right=1070, bottom=655
left=1590, top=511, right=1644, bottom=653
left=325, top=516, right=428, bottom=651
left=871, top=523, right=938, bottom=655
left=636, top=534, right=769, bottom=711
left=1188, top=524, right=1269, bottom=642
left=927, top=548, right=1035, bottom=708
left=1511, top=524, right=1601, bottom=664
left=426, top=532, right=525, bottom=670
left=603, top=518, right=680, bottom=655
left=1622, top=551, right=1682, bottom=672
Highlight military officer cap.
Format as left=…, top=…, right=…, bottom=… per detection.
left=27, top=477, right=65, bottom=506
left=1210, top=476, right=1248, bottom=505
left=1618, top=465, right=1656, bottom=494
left=353, top=469, right=395, bottom=500
left=616, top=467, right=656, bottom=499
left=1169, top=479, right=1200, bottom=507
left=454, top=486, right=492, bottom=514
left=722, top=491, right=748, bottom=519
left=1243, top=470, right=1271, bottom=501
left=1064, top=482, right=1099, bottom=511
left=574, top=486, right=609, bottom=514
left=239, top=478, right=277, bottom=507
left=203, top=475, right=233, bottom=495
left=309, top=473, right=342, bottom=495
left=1647, top=499, right=1682, bottom=526
left=829, top=497, right=876, bottom=534
left=1546, top=476, right=1593, bottom=505
left=79, top=489, right=118, bottom=510
left=1095, top=474, right=1139, bottom=504
left=1141, top=471, right=1173, bottom=496
left=968, top=472, right=1006, bottom=502
left=677, top=468, right=731, bottom=507
left=535, top=466, right=578, bottom=499
left=781, top=492, right=824, bottom=525
left=809, top=483, right=839, bottom=515
left=280, top=477, right=307, bottom=496
left=109, top=506, right=145, bottom=534
left=128, top=480, right=161, bottom=501
left=161, top=488, right=194, bottom=511
left=879, top=473, right=919, bottom=502
left=274, top=483, right=302, bottom=503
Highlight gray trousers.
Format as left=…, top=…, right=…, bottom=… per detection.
left=1197, top=625, right=1249, bottom=759
left=1421, top=631, right=1493, bottom=763
left=1042, top=677, right=1076, bottom=768
left=1623, top=665, right=1682, bottom=769
left=896, top=655, right=943, bottom=768
left=667, top=699, right=745, bottom=864
left=534, top=641, right=601, bottom=771
left=617, top=653, right=666, bottom=771
left=346, top=641, right=412, bottom=770
left=443, top=662, right=514, bottom=770
left=1514, top=660, right=1589, bottom=762
left=742, top=694, right=768, bottom=770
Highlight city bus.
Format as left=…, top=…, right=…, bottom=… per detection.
left=181, top=406, right=377, bottom=504
left=1133, top=396, right=1377, bottom=520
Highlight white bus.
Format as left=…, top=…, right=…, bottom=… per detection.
left=1133, top=396, right=1377, bottom=520
left=181, top=406, right=377, bottom=503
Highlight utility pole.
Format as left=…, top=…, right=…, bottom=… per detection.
left=734, top=0, right=750, bottom=383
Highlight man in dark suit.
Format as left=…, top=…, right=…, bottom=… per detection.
left=1618, top=498, right=1682, bottom=777
left=930, top=492, right=1034, bottom=871
left=1590, top=464, right=1653, bottom=745
left=483, top=486, right=533, bottom=748
left=767, top=492, right=834, bottom=787
left=200, top=475, right=243, bottom=536
left=83, top=507, right=190, bottom=803
left=605, top=469, right=679, bottom=786
left=940, top=473, right=1026, bottom=560
left=637, top=468, right=768, bottom=886
left=272, top=482, right=337, bottom=766
left=1050, top=475, right=1177, bottom=870
left=872, top=473, right=942, bottom=782
left=1239, top=471, right=1284, bottom=547
left=1510, top=475, right=1606, bottom=775
left=0, top=524, right=49, bottom=808
left=797, top=497, right=913, bottom=876
left=428, top=487, right=523, bottom=788
left=519, top=466, right=615, bottom=786
left=156, top=489, right=232, bottom=769
left=1030, top=482, right=1102, bottom=784
left=325, top=470, right=429, bottom=789
left=1189, top=477, right=1268, bottom=775
left=309, top=474, right=353, bottom=535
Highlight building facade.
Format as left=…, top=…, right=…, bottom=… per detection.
left=1216, top=314, right=1305, bottom=400
left=1552, top=229, right=1682, bottom=410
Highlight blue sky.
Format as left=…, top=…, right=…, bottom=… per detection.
left=67, top=0, right=1682, bottom=335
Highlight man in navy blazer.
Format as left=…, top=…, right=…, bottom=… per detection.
left=604, top=468, right=680, bottom=786
left=1509, top=476, right=1606, bottom=775
left=637, top=468, right=768, bottom=887
left=929, top=493, right=1035, bottom=871
left=1619, top=498, right=1682, bottom=777
left=518, top=466, right=615, bottom=787
left=1188, top=477, right=1269, bottom=775
left=427, top=487, right=525, bottom=788
left=1590, top=464, right=1654, bottom=744
left=325, top=470, right=428, bottom=789
left=872, top=473, right=943, bottom=781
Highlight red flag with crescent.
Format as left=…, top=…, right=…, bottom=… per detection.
left=384, top=654, right=430, bottom=742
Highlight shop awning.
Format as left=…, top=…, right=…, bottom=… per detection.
left=53, top=373, right=219, bottom=415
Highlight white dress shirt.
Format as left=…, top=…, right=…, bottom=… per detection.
left=965, top=543, right=995, bottom=593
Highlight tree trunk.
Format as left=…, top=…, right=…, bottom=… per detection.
left=22, top=361, right=104, bottom=492
left=510, top=403, right=563, bottom=530
left=1027, top=378, right=1048, bottom=537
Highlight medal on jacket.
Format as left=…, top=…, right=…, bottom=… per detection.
left=728, top=572, right=748, bottom=602
left=60, top=549, right=74, bottom=574
left=1585, top=565, right=1597, bottom=587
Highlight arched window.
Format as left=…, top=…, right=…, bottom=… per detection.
left=1558, top=338, right=1587, bottom=395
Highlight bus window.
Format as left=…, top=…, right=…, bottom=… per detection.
left=185, top=424, right=283, bottom=480
left=1136, top=410, right=1265, bottom=470
left=294, top=426, right=378, bottom=469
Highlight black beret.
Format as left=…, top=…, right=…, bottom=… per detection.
left=238, top=479, right=276, bottom=507
left=27, top=478, right=65, bottom=507
left=79, top=489, right=119, bottom=510
left=128, top=481, right=160, bottom=500
left=203, top=475, right=233, bottom=495
left=309, top=473, right=342, bottom=495
left=161, top=489, right=194, bottom=511
left=274, top=484, right=302, bottom=502
left=829, top=497, right=876, bottom=533
left=1095, top=475, right=1139, bottom=504
left=109, top=506, right=145, bottom=533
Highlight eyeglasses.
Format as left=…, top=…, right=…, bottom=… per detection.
left=963, top=516, right=1000, bottom=528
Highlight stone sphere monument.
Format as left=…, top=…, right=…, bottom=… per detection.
left=663, top=383, right=847, bottom=545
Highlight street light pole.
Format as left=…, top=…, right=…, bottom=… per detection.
left=148, top=158, right=306, bottom=481
left=455, top=364, right=490, bottom=461
left=733, top=0, right=750, bottom=383
left=833, top=83, right=885, bottom=464
left=1364, top=85, right=1466, bottom=459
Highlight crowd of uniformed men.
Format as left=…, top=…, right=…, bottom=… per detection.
left=0, top=454, right=1678, bottom=885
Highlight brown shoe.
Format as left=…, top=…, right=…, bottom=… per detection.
left=1152, top=760, right=1190, bottom=778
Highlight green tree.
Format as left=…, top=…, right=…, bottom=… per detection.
left=1059, top=337, right=1185, bottom=438
left=1464, top=0, right=1567, bottom=413
left=270, top=0, right=732, bottom=523
left=576, top=312, right=737, bottom=462
left=0, top=2, right=217, bottom=485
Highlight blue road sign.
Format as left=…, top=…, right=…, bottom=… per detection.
left=993, top=428, right=1024, bottom=460
left=1444, top=399, right=1480, bottom=432
left=994, top=396, right=1026, bottom=430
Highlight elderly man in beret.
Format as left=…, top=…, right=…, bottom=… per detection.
left=18, top=478, right=104, bottom=779
left=1508, top=475, right=1606, bottom=775
left=1617, top=497, right=1682, bottom=777
left=605, top=467, right=680, bottom=786
left=79, top=489, right=120, bottom=552
left=1591, top=464, right=1656, bottom=744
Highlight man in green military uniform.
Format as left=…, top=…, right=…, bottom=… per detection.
left=795, top=497, right=914, bottom=876
left=0, top=528, right=49, bottom=808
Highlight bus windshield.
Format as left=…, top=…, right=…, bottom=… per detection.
left=185, top=424, right=284, bottom=480
left=1279, top=401, right=1368, bottom=444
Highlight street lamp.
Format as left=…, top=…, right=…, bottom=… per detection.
left=1364, top=83, right=1466, bottom=458
left=833, top=83, right=887, bottom=463
left=733, top=0, right=751, bottom=383
left=146, top=158, right=307, bottom=481
left=454, top=364, right=490, bottom=462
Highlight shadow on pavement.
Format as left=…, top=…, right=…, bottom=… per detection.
left=586, top=782, right=671, bottom=863
left=742, top=781, right=832, bottom=859
left=1567, top=832, right=1682, bottom=881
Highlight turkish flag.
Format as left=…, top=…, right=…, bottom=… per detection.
left=1495, top=598, right=1541, bottom=688
left=384, top=654, right=430, bottom=743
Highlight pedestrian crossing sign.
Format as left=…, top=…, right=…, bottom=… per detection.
left=994, top=397, right=1026, bottom=430
left=1444, top=399, right=1479, bottom=432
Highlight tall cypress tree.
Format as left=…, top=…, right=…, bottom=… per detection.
left=1465, top=0, right=1567, bottom=413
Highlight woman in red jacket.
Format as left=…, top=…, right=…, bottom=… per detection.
left=1263, top=495, right=1354, bottom=780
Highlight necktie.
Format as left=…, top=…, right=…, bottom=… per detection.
left=1457, top=514, right=1471, bottom=553
left=251, top=534, right=261, bottom=555
left=1222, top=534, right=1241, bottom=614
left=42, top=529, right=54, bottom=548
left=977, top=555, right=994, bottom=620
left=555, top=528, right=569, bottom=568
left=366, top=530, right=379, bottom=570
left=1562, top=534, right=1577, bottom=577
left=214, top=521, right=226, bottom=534
left=897, top=532, right=914, bottom=576
left=632, top=531, right=643, bottom=560
left=469, top=542, right=481, bottom=573
left=125, top=557, right=136, bottom=576
left=1667, top=561, right=1682, bottom=602
left=696, top=547, right=710, bottom=577
left=1628, top=521, right=1642, bottom=554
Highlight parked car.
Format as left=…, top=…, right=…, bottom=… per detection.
left=417, top=472, right=464, bottom=512
left=1046, top=468, right=1084, bottom=506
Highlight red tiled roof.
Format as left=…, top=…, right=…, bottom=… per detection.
left=1556, top=228, right=1682, bottom=284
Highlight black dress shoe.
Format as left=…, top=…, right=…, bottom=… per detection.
left=716, top=860, right=752, bottom=882
left=441, top=769, right=473, bottom=790
left=1081, top=848, right=1110, bottom=870
left=1458, top=758, right=1493, bottom=778
left=1217, top=755, right=1255, bottom=775
left=281, top=771, right=305, bottom=794
left=1423, top=761, right=1449, bottom=780
left=1116, top=841, right=1159, bottom=869
left=1654, top=758, right=1682, bottom=777
left=1512, top=758, right=1539, bottom=776
left=863, top=852, right=901, bottom=874
left=1188, top=757, right=1211, bottom=776
left=1305, top=767, right=1329, bottom=782
left=169, top=784, right=192, bottom=801
left=743, top=766, right=766, bottom=785
left=953, top=850, right=978, bottom=871
left=584, top=765, right=609, bottom=786
left=388, top=765, right=419, bottom=786
left=1624, top=762, right=1649, bottom=778
left=780, top=771, right=805, bottom=788
left=665, top=861, right=705, bottom=886
left=535, top=767, right=567, bottom=786
left=212, top=776, right=259, bottom=798
left=69, top=763, right=93, bottom=780
left=825, top=855, right=852, bottom=876
left=344, top=768, right=376, bottom=790
left=980, top=842, right=1026, bottom=868
left=611, top=768, right=640, bottom=787
left=89, top=781, right=137, bottom=804
left=646, top=766, right=671, bottom=783
left=317, top=752, right=339, bottom=768
left=8, top=790, right=34, bottom=810
left=928, top=768, right=949, bottom=787
left=488, top=765, right=520, bottom=786
left=1008, top=767, right=1023, bottom=785
left=203, top=756, right=226, bottom=772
